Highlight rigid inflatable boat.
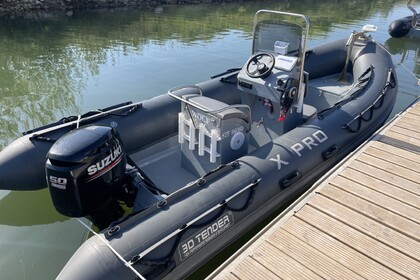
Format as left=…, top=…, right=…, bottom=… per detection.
left=389, top=0, right=420, bottom=39
left=0, top=10, right=397, bottom=280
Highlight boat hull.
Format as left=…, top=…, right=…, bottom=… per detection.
left=55, top=38, right=398, bottom=280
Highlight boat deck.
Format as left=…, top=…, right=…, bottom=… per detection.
left=207, top=99, right=420, bottom=280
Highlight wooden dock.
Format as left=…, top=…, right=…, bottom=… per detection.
left=207, top=100, right=420, bottom=280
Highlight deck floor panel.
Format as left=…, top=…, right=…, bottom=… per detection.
left=320, top=184, right=420, bottom=240
left=252, top=241, right=324, bottom=280
left=208, top=101, right=420, bottom=280
left=397, top=109, right=420, bottom=119
left=364, top=146, right=420, bottom=173
left=396, top=118, right=420, bottom=132
left=281, top=217, right=404, bottom=279
left=356, top=153, right=420, bottom=184
left=231, top=256, right=281, bottom=280
left=398, top=110, right=420, bottom=121
left=370, top=140, right=420, bottom=164
left=386, top=127, right=420, bottom=146
left=308, top=194, right=420, bottom=261
left=349, top=160, right=420, bottom=195
left=329, top=175, right=420, bottom=223
left=266, top=229, right=366, bottom=280
left=409, top=105, right=420, bottom=115
left=220, top=274, right=239, bottom=280
left=400, top=111, right=420, bottom=122
left=295, top=205, right=420, bottom=279
left=339, top=168, right=420, bottom=209
left=389, top=125, right=420, bottom=140
left=378, top=133, right=420, bottom=154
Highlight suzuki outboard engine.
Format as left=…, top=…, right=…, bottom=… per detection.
left=46, top=125, right=128, bottom=228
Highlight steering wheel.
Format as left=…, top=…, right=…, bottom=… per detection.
left=246, top=52, right=275, bottom=79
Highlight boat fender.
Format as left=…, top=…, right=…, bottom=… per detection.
left=388, top=19, right=411, bottom=38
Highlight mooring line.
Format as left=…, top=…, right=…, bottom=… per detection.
left=375, top=40, right=420, bottom=87
left=76, top=114, right=81, bottom=129
left=76, top=218, right=146, bottom=280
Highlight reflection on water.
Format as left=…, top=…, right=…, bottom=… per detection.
left=0, top=0, right=408, bottom=150
left=383, top=36, right=420, bottom=115
left=0, top=189, right=67, bottom=226
left=385, top=36, right=420, bottom=79
left=0, top=0, right=419, bottom=279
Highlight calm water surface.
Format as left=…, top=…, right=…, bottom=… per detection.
left=0, top=1, right=419, bottom=279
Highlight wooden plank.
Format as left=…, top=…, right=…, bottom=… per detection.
left=339, top=168, right=420, bottom=209
left=309, top=193, right=420, bottom=261
left=357, top=153, right=420, bottom=184
left=402, top=112, right=420, bottom=122
left=252, top=241, right=324, bottom=279
left=396, top=118, right=420, bottom=132
left=401, top=111, right=420, bottom=122
left=221, top=273, right=240, bottom=280
left=400, top=111, right=420, bottom=122
left=379, top=132, right=420, bottom=154
left=267, top=229, right=365, bottom=280
left=399, top=115, right=420, bottom=127
left=330, top=175, right=420, bottom=223
left=409, top=104, right=420, bottom=115
left=388, top=125, right=420, bottom=140
left=295, top=205, right=420, bottom=279
left=371, top=141, right=420, bottom=164
left=320, top=184, right=420, bottom=241
left=364, top=146, right=419, bottom=173
left=230, top=256, right=281, bottom=280
left=281, top=217, right=404, bottom=279
left=350, top=160, right=420, bottom=195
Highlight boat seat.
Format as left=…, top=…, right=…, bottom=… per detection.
left=303, top=104, right=317, bottom=121
left=177, top=94, right=251, bottom=176
left=182, top=95, right=249, bottom=123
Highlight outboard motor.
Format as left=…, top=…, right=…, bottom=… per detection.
left=46, top=125, right=129, bottom=228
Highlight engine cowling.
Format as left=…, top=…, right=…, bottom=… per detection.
left=46, top=125, right=127, bottom=219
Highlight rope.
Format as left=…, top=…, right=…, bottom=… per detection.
left=375, top=40, right=420, bottom=87
left=76, top=115, right=81, bottom=129
left=76, top=218, right=146, bottom=280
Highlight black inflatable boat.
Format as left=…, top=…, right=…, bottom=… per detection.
left=0, top=10, right=397, bottom=280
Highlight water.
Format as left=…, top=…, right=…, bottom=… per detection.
left=0, top=1, right=419, bottom=279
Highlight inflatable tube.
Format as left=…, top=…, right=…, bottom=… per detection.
left=55, top=38, right=397, bottom=280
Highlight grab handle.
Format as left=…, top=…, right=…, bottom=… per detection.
left=280, top=170, right=301, bottom=189
left=322, top=144, right=339, bottom=160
